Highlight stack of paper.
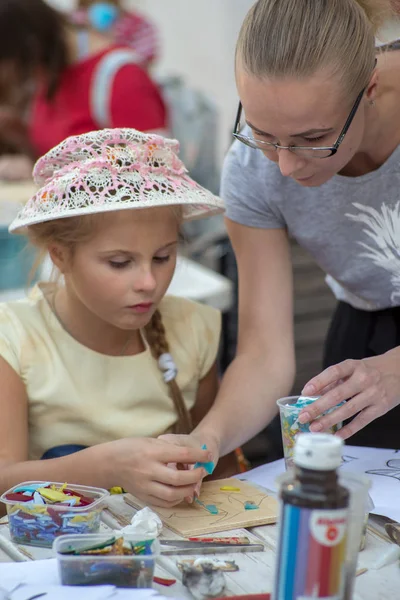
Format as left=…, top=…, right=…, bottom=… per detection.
left=0, top=559, right=167, bottom=600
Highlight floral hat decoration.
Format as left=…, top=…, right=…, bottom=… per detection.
left=9, top=128, right=224, bottom=233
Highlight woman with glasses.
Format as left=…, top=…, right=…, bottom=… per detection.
left=180, top=0, right=400, bottom=466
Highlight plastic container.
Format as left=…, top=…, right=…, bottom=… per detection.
left=277, top=395, right=343, bottom=469
left=54, top=534, right=160, bottom=587
left=0, top=481, right=109, bottom=548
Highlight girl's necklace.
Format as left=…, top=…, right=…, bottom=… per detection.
left=50, top=292, right=133, bottom=357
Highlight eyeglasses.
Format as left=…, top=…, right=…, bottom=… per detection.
left=232, top=87, right=366, bottom=159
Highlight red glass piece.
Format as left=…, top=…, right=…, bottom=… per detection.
left=74, top=495, right=93, bottom=506
left=5, top=493, right=33, bottom=502
left=153, top=576, right=176, bottom=586
left=60, top=489, right=93, bottom=506
left=63, top=488, right=83, bottom=497
left=47, top=507, right=63, bottom=526
left=19, top=512, right=37, bottom=520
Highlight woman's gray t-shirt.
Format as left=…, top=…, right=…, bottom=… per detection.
left=221, top=130, right=400, bottom=311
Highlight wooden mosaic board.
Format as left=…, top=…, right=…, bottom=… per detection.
left=124, top=477, right=278, bottom=537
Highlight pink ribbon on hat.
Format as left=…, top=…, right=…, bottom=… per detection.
left=44, top=157, right=190, bottom=188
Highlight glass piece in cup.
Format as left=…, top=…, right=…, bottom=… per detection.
left=277, top=395, right=344, bottom=469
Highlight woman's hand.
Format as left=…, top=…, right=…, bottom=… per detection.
left=0, top=155, right=33, bottom=181
left=298, top=348, right=400, bottom=439
left=106, top=437, right=211, bottom=507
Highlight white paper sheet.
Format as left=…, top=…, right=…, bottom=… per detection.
left=0, top=558, right=60, bottom=585
left=242, top=445, right=400, bottom=522
left=240, top=458, right=285, bottom=494
left=0, top=559, right=165, bottom=600
left=339, top=446, right=400, bottom=521
left=1, top=582, right=115, bottom=600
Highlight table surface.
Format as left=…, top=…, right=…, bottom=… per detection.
left=0, top=491, right=398, bottom=598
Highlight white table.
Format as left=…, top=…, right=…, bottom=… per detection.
left=0, top=490, right=398, bottom=598
left=168, top=256, right=233, bottom=313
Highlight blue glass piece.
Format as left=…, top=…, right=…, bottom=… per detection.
left=194, top=444, right=215, bottom=475
left=244, top=501, right=259, bottom=511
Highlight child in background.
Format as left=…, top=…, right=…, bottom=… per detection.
left=0, top=0, right=166, bottom=180
left=72, top=1, right=160, bottom=70
left=0, top=128, right=225, bottom=507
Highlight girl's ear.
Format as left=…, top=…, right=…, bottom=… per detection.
left=48, top=244, right=71, bottom=274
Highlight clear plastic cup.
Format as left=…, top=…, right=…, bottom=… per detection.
left=274, top=470, right=371, bottom=600
left=277, top=395, right=343, bottom=469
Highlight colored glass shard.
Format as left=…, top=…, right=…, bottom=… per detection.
left=244, top=501, right=259, bottom=510
left=194, top=444, right=215, bottom=475
left=59, top=536, right=117, bottom=555
left=153, top=576, right=176, bottom=586
left=195, top=497, right=219, bottom=514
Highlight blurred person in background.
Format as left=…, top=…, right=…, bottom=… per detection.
left=0, top=0, right=166, bottom=181
left=71, top=1, right=160, bottom=71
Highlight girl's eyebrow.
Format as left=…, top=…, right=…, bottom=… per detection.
left=99, top=241, right=178, bottom=256
left=158, top=241, right=178, bottom=251
left=246, top=120, right=334, bottom=138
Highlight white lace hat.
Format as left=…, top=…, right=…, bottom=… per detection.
left=9, top=128, right=224, bottom=233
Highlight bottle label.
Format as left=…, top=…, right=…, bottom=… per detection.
left=274, top=505, right=348, bottom=600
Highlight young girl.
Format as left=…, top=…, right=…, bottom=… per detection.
left=0, top=128, right=225, bottom=508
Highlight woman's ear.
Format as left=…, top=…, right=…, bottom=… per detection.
left=366, top=67, right=379, bottom=104
left=48, top=244, right=71, bottom=274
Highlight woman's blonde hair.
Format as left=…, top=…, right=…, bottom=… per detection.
left=236, top=0, right=393, bottom=101
left=28, top=209, right=193, bottom=435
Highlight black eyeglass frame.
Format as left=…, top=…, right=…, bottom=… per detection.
left=233, top=86, right=366, bottom=158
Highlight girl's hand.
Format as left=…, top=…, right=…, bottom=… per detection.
left=158, top=432, right=220, bottom=499
left=298, top=349, right=400, bottom=439
left=107, top=437, right=210, bottom=507
left=158, top=432, right=220, bottom=464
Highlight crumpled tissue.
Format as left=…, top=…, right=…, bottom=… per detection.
left=119, top=507, right=163, bottom=540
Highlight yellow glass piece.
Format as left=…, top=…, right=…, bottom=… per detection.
left=37, top=488, right=79, bottom=503
left=18, top=506, right=48, bottom=515
left=220, top=486, right=241, bottom=492
left=70, top=515, right=90, bottom=523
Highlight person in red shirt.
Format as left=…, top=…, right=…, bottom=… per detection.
left=0, top=0, right=167, bottom=179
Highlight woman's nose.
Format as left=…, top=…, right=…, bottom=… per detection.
left=276, top=148, right=307, bottom=178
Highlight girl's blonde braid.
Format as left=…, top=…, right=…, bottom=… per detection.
left=145, top=310, right=193, bottom=434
